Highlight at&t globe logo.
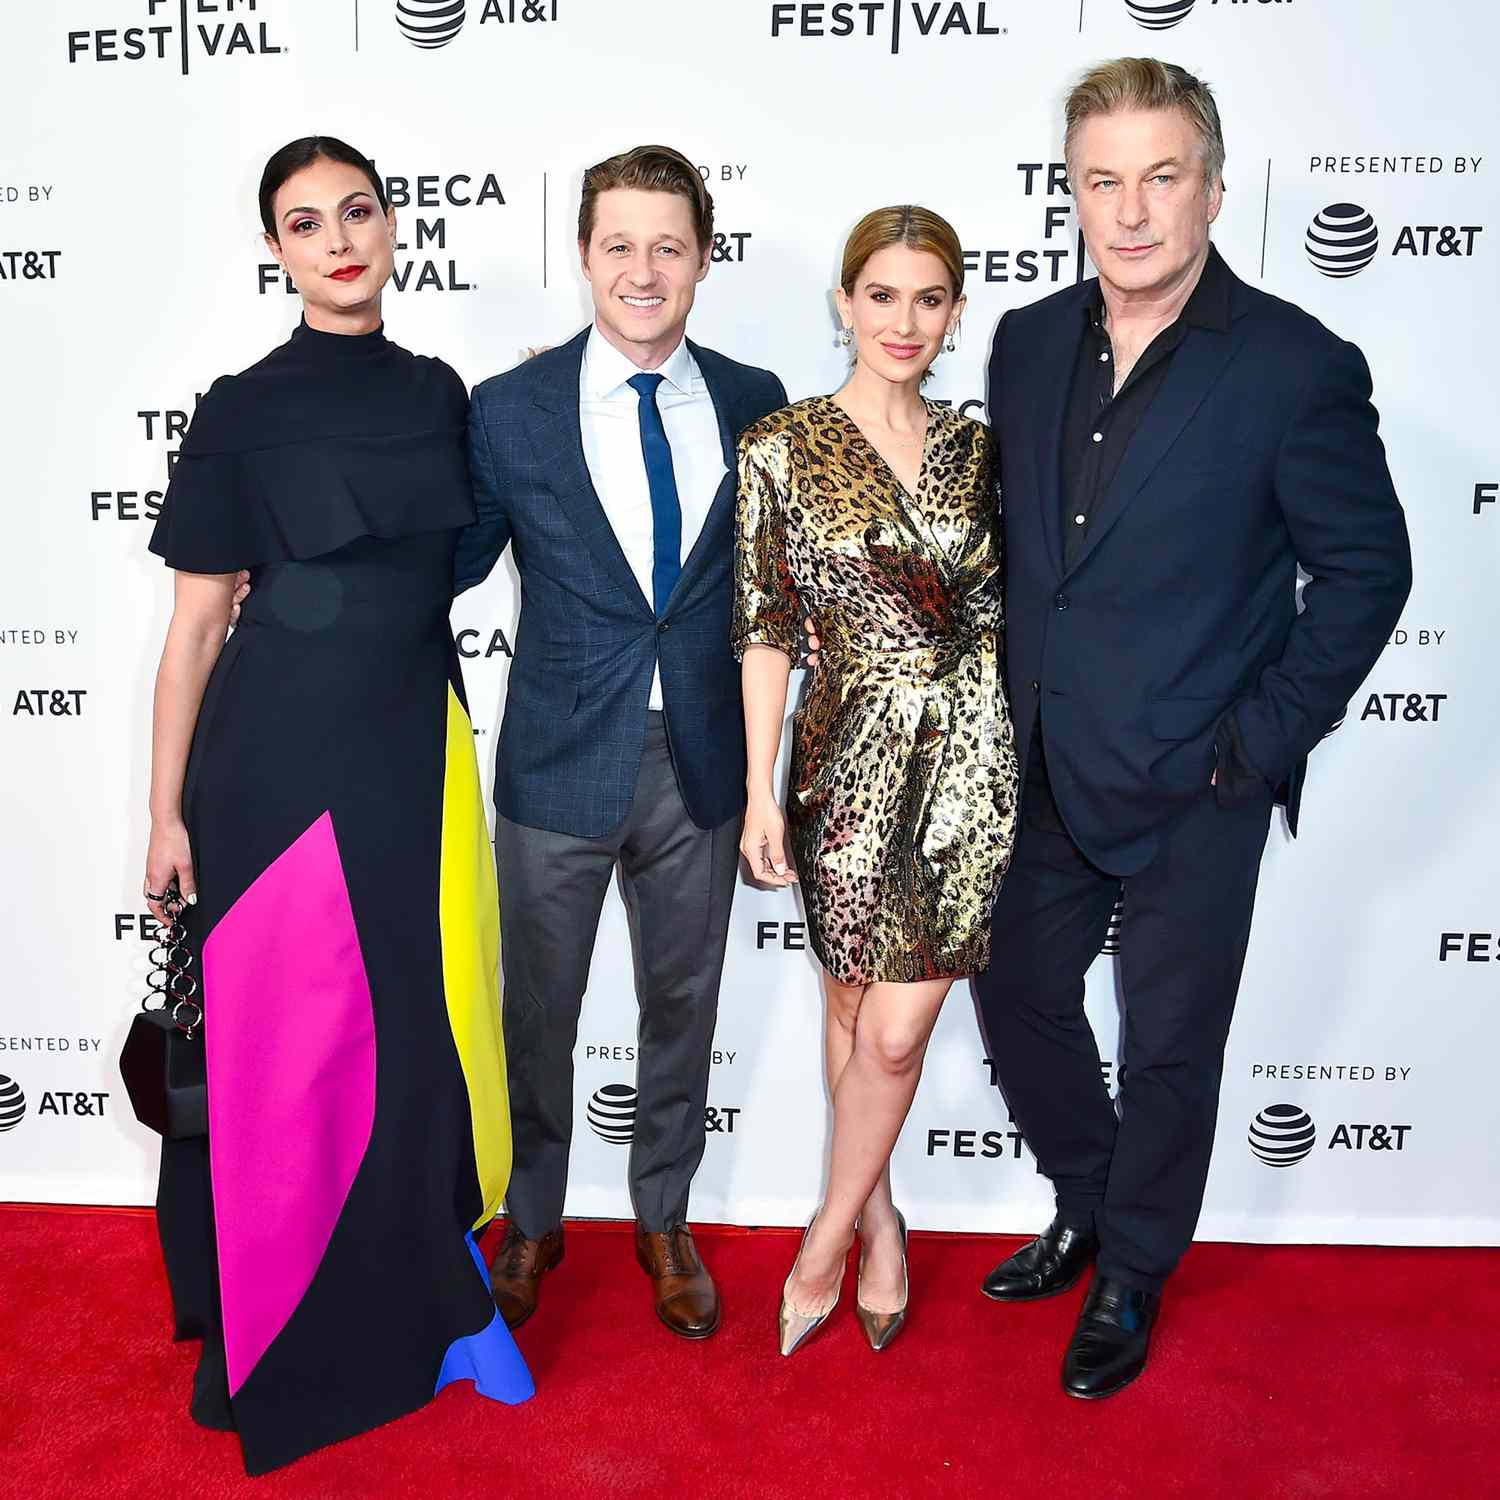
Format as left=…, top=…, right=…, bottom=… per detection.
left=397, top=0, right=466, bottom=48
left=1124, top=0, right=1196, bottom=29
left=1249, top=1104, right=1316, bottom=1167
left=1306, top=204, right=1380, bottom=278
left=0, top=1075, right=25, bottom=1132
left=1100, top=889, right=1125, bottom=956
left=587, top=1083, right=637, bottom=1144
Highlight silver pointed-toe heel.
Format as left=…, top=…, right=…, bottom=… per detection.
left=855, top=1209, right=909, bottom=1352
left=778, top=1222, right=845, bottom=1357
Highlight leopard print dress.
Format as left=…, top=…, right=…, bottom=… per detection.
left=733, top=395, right=1019, bottom=985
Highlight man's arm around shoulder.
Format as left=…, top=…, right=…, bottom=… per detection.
left=453, top=380, right=514, bottom=596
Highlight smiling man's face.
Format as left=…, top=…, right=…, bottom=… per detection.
left=579, top=187, right=710, bottom=369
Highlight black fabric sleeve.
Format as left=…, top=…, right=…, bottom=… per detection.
left=1221, top=338, right=1412, bottom=786
left=148, top=377, right=473, bottom=574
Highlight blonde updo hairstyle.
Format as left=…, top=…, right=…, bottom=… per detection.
left=838, top=205, right=966, bottom=371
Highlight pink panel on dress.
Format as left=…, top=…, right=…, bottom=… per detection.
left=202, top=810, right=376, bottom=1397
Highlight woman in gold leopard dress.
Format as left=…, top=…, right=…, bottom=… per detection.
left=733, top=206, right=1018, bottom=1357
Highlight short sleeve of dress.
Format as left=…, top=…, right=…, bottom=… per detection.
left=147, top=351, right=474, bottom=574
left=147, top=376, right=248, bottom=574
left=732, top=427, right=802, bottom=662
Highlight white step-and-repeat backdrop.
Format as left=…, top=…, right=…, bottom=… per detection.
left=2, top=0, right=1496, bottom=1245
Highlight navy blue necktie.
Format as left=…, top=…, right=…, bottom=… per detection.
left=627, top=372, right=682, bottom=616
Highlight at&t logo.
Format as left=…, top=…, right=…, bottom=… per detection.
left=1250, top=1104, right=1412, bottom=1166
left=586, top=1082, right=742, bottom=1142
left=393, top=0, right=557, bottom=49
left=1124, top=0, right=1195, bottom=29
left=1306, top=204, right=1379, bottom=278
left=1122, top=0, right=1290, bottom=27
left=0, top=1078, right=109, bottom=1127
left=397, top=0, right=467, bottom=47
left=1100, top=889, right=1124, bottom=956
left=12, top=690, right=86, bottom=719
left=1358, top=691, right=1445, bottom=724
left=0, top=252, right=60, bottom=283
left=1306, top=202, right=1483, bottom=278
left=587, top=1083, right=636, bottom=1143
left=0, top=1076, right=25, bottom=1133
left=1249, top=1103, right=1315, bottom=1166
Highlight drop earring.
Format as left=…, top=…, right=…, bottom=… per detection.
left=838, top=326, right=853, bottom=348
left=945, top=326, right=958, bottom=353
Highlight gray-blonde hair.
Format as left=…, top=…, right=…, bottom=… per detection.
left=1064, top=57, right=1225, bottom=192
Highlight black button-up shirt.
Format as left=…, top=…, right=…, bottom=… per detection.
left=1059, top=245, right=1233, bottom=572
left=1054, top=246, right=1267, bottom=798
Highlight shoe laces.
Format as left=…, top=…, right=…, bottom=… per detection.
left=499, top=1226, right=535, bottom=1275
left=655, top=1229, right=695, bottom=1277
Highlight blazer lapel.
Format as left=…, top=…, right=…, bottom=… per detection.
left=1062, top=321, right=1248, bottom=578
left=671, top=340, right=740, bottom=597
left=1030, top=303, right=1087, bottom=580
left=529, top=329, right=653, bottom=618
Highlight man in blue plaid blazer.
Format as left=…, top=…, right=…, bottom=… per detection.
left=453, top=146, right=786, bottom=1341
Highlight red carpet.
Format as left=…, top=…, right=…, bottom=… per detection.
left=2, top=1206, right=1495, bottom=1499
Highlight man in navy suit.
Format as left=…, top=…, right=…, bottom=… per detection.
left=453, top=145, right=785, bottom=1340
left=973, top=60, right=1411, bottom=1397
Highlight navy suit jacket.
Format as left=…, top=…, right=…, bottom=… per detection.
left=454, top=328, right=787, bottom=838
left=989, top=251, right=1412, bottom=875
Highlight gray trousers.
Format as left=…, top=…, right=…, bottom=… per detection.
left=495, top=712, right=740, bottom=1237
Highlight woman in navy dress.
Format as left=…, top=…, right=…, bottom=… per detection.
left=142, top=137, right=532, bottom=1474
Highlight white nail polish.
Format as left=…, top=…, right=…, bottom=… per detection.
left=187, top=893, right=198, bottom=906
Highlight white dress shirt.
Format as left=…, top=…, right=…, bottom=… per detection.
left=579, top=324, right=727, bottom=709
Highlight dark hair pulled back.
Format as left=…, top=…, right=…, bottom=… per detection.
left=258, top=136, right=388, bottom=240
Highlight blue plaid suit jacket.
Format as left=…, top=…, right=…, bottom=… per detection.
left=454, top=328, right=787, bottom=838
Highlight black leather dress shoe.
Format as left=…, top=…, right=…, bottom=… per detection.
left=981, top=1214, right=1099, bottom=1301
left=1061, top=1276, right=1160, bottom=1400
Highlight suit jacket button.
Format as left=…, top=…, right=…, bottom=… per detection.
left=657, top=620, right=670, bottom=633
left=1054, top=593, right=1070, bottom=611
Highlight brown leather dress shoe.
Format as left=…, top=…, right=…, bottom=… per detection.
left=635, top=1224, right=720, bottom=1339
left=489, top=1222, right=564, bottom=1330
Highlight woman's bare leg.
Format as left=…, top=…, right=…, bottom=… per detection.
left=785, top=976, right=953, bottom=1314
left=822, top=973, right=898, bottom=1271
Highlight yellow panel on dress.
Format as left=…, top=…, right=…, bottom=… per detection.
left=440, top=682, right=511, bottom=1229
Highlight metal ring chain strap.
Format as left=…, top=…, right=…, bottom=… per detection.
left=142, top=892, right=201, bottom=1038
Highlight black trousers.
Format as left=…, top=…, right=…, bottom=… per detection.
left=975, top=731, right=1273, bottom=1294
left=495, top=712, right=740, bottom=1239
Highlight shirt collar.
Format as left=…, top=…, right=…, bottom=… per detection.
left=583, top=323, right=698, bottom=400
left=1085, top=242, right=1233, bottom=335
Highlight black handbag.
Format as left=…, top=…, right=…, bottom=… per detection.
left=119, top=889, right=207, bottom=1139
